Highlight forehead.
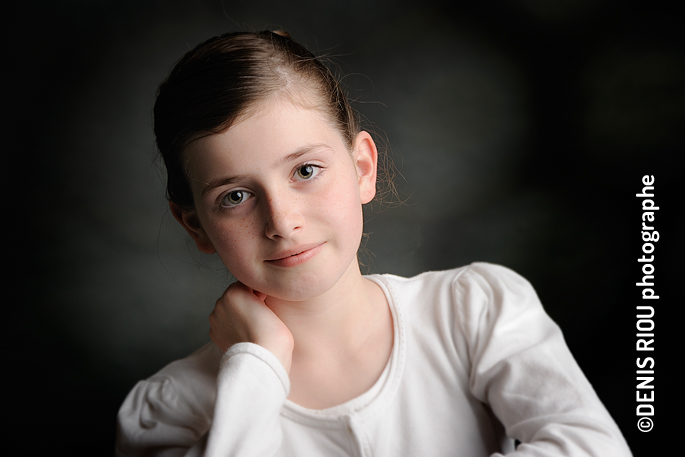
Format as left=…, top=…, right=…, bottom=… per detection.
left=182, top=97, right=348, bottom=177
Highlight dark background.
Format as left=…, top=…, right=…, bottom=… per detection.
left=7, top=0, right=681, bottom=454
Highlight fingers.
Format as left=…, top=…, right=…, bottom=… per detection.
left=208, top=282, right=280, bottom=349
left=209, top=281, right=294, bottom=372
left=209, top=282, right=256, bottom=351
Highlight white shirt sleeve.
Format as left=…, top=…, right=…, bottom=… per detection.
left=204, top=343, right=290, bottom=457
left=454, top=263, right=632, bottom=456
left=116, top=342, right=290, bottom=457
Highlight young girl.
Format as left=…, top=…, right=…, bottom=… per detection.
left=116, top=30, right=631, bottom=456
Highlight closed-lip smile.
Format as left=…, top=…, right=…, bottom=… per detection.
left=265, top=242, right=325, bottom=267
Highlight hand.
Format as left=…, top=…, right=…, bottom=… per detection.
left=209, top=282, right=294, bottom=373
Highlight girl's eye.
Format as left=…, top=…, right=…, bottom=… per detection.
left=295, top=164, right=321, bottom=181
left=220, top=190, right=251, bottom=208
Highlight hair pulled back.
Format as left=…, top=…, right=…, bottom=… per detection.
left=154, top=30, right=361, bottom=210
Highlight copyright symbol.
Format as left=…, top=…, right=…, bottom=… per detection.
left=637, top=417, right=653, bottom=432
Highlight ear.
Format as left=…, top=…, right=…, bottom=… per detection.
left=169, top=202, right=216, bottom=254
left=353, top=131, right=378, bottom=204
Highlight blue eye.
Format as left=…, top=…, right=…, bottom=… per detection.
left=221, top=190, right=251, bottom=208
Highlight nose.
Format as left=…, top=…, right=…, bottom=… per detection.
left=263, top=193, right=304, bottom=239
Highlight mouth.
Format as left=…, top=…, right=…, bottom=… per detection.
left=265, top=243, right=325, bottom=267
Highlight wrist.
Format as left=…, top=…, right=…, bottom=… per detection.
left=255, top=329, right=294, bottom=374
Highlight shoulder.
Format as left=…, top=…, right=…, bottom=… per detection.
left=371, top=261, right=529, bottom=285
left=116, top=343, right=222, bottom=454
left=451, top=262, right=544, bottom=317
left=372, top=263, right=551, bottom=349
left=143, top=342, right=222, bottom=413
left=370, top=262, right=538, bottom=312
left=153, top=341, right=223, bottom=387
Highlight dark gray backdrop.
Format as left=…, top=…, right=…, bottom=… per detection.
left=8, top=0, right=681, bottom=454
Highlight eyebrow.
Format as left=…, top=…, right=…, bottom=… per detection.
left=200, top=143, right=332, bottom=198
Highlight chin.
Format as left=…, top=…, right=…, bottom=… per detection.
left=263, top=265, right=348, bottom=302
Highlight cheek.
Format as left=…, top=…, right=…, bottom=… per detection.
left=319, top=177, right=364, bottom=240
left=206, top=217, right=260, bottom=266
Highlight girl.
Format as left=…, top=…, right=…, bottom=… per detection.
left=116, top=30, right=631, bottom=456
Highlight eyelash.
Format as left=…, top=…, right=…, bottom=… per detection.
left=219, top=189, right=252, bottom=209
left=293, top=163, right=323, bottom=182
left=217, top=163, right=324, bottom=210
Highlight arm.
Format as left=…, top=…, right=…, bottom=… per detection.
left=116, top=344, right=289, bottom=457
left=204, top=343, right=290, bottom=456
left=455, top=263, right=632, bottom=456
left=116, top=283, right=294, bottom=457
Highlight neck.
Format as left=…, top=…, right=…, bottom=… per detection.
left=267, top=259, right=393, bottom=409
left=264, top=261, right=383, bottom=360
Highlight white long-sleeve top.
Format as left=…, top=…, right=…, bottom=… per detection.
left=116, top=263, right=632, bottom=456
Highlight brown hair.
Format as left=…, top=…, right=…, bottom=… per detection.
left=154, top=30, right=362, bottom=210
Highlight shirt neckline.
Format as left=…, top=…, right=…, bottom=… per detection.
left=280, top=274, right=405, bottom=424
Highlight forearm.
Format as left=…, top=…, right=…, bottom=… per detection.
left=204, top=343, right=290, bottom=457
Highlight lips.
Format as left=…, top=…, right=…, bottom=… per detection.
left=265, top=243, right=325, bottom=267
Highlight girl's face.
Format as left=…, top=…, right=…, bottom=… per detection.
left=174, top=97, right=378, bottom=301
